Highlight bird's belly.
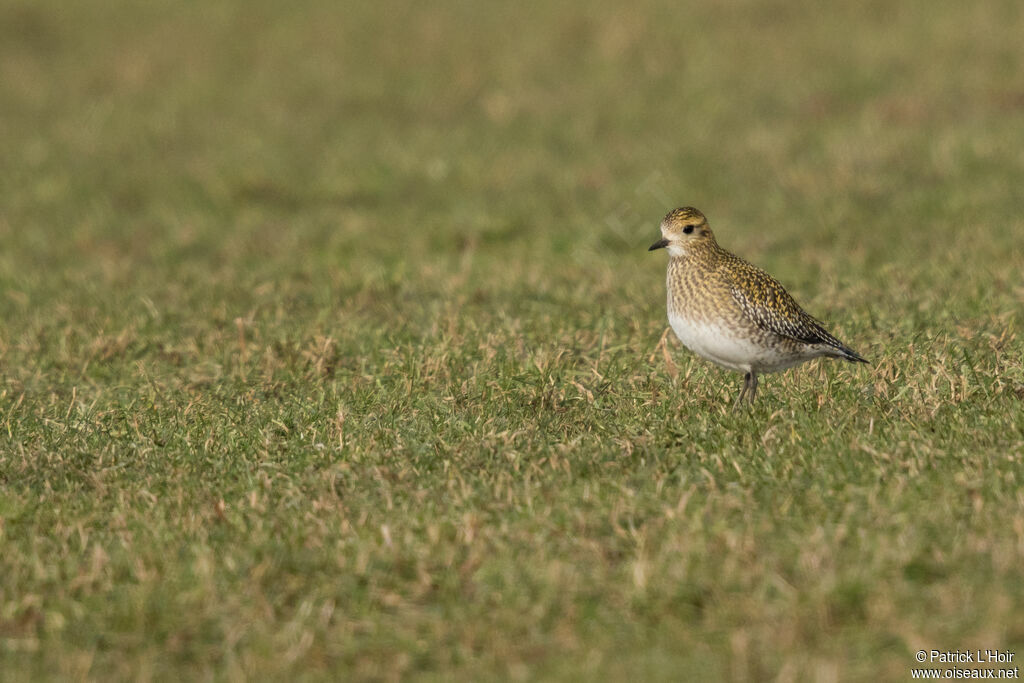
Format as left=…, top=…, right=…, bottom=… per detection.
left=668, top=313, right=806, bottom=373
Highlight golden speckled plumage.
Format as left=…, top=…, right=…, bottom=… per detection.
left=650, top=207, right=867, bottom=404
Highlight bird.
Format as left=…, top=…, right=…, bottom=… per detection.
left=648, top=207, right=867, bottom=404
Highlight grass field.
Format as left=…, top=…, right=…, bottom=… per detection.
left=2, top=0, right=1024, bottom=680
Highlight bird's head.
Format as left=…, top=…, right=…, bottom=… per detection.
left=648, top=207, right=714, bottom=256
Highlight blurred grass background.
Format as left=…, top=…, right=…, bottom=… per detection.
left=1, top=0, right=1023, bottom=680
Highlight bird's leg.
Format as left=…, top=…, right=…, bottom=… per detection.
left=748, top=372, right=759, bottom=403
left=734, top=372, right=751, bottom=409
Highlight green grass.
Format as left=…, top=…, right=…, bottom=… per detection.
left=2, top=0, right=1024, bottom=680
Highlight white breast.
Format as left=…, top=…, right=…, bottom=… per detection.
left=668, top=312, right=811, bottom=373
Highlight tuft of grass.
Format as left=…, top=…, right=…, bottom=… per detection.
left=1, top=0, right=1023, bottom=679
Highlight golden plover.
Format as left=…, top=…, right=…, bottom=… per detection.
left=648, top=207, right=867, bottom=404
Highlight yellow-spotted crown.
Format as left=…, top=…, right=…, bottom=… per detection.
left=662, top=206, right=706, bottom=227
left=660, top=207, right=710, bottom=238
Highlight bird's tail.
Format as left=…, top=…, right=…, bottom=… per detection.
left=826, top=342, right=868, bottom=364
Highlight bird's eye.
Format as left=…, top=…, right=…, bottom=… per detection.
left=683, top=225, right=695, bottom=234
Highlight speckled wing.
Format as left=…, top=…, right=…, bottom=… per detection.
left=725, top=258, right=846, bottom=349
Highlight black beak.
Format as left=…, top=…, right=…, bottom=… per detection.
left=648, top=238, right=669, bottom=251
